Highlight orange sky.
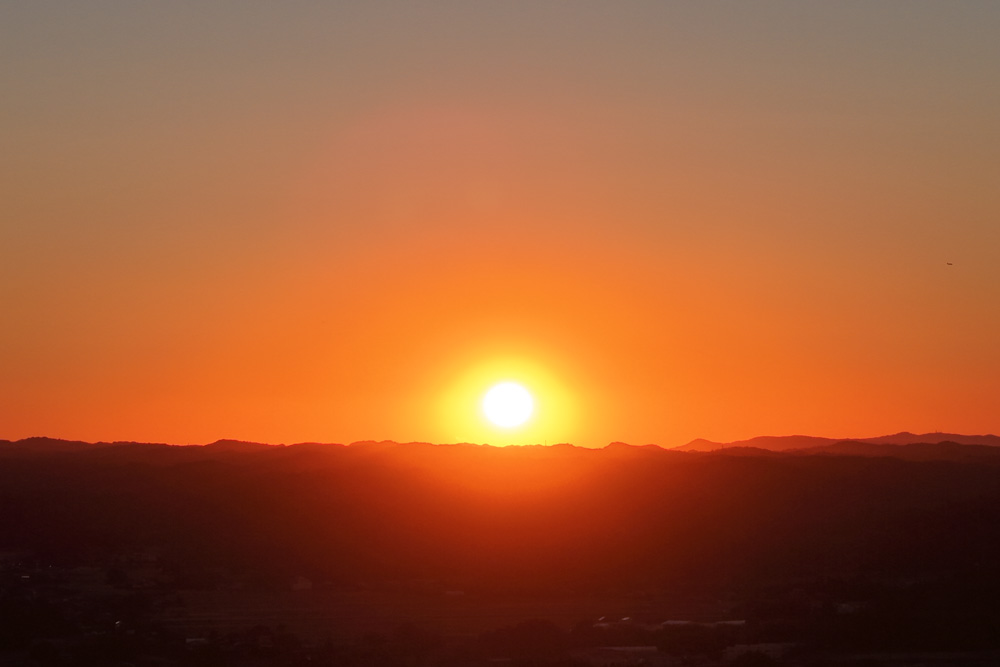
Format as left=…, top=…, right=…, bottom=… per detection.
left=2, top=3, right=999, bottom=447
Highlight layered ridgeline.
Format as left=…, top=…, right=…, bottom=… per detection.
left=673, top=431, right=1000, bottom=453
left=672, top=432, right=1000, bottom=464
left=2, top=435, right=1000, bottom=592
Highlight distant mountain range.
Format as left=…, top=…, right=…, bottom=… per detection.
left=2, top=432, right=1000, bottom=468
left=4, top=432, right=1000, bottom=455
left=673, top=431, right=1000, bottom=452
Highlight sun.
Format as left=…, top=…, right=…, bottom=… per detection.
left=482, top=381, right=534, bottom=428
left=440, top=357, right=575, bottom=445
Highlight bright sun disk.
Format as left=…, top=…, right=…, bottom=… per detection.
left=482, top=382, right=534, bottom=428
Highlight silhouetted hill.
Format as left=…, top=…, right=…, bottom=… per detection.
left=0, top=436, right=179, bottom=459
left=204, top=438, right=274, bottom=451
left=0, top=436, right=113, bottom=454
left=1, top=437, right=1000, bottom=595
left=674, top=435, right=840, bottom=451
left=861, top=431, right=1000, bottom=447
left=675, top=431, right=1000, bottom=452
left=707, top=446, right=783, bottom=457
left=798, top=440, right=1000, bottom=464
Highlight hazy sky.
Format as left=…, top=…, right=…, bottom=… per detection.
left=2, top=2, right=999, bottom=446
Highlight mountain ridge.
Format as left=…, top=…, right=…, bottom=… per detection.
left=673, top=431, right=1000, bottom=452
left=5, top=431, right=1000, bottom=455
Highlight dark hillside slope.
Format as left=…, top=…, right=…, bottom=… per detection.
left=1, top=442, right=999, bottom=592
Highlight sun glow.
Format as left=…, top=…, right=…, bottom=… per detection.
left=438, top=356, right=578, bottom=446
left=483, top=382, right=534, bottom=428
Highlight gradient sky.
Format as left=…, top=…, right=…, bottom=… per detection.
left=2, top=2, right=999, bottom=447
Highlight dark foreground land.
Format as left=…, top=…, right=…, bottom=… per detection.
left=2, top=437, right=1000, bottom=666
